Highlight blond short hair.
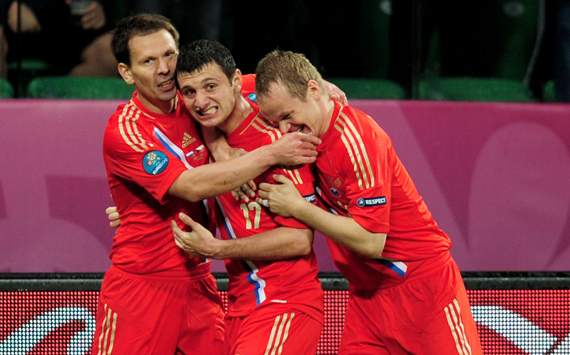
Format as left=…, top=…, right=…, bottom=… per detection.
left=255, top=50, right=323, bottom=101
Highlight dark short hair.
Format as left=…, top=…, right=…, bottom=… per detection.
left=111, top=14, right=179, bottom=65
left=177, top=39, right=236, bottom=81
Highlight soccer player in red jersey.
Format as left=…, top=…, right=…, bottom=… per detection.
left=93, top=16, right=320, bottom=354
left=256, top=50, right=483, bottom=355
left=170, top=40, right=323, bottom=355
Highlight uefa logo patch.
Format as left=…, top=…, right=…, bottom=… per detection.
left=356, top=196, right=387, bottom=208
left=143, top=150, right=169, bottom=175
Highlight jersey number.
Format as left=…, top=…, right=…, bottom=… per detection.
left=240, top=202, right=261, bottom=230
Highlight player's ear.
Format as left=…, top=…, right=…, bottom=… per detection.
left=232, top=69, right=242, bottom=91
left=307, top=79, right=321, bottom=100
left=118, top=63, right=134, bottom=85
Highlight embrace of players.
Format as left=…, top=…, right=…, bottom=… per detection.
left=98, top=13, right=482, bottom=355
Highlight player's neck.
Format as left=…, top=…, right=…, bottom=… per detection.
left=317, top=98, right=335, bottom=137
left=138, top=93, right=175, bottom=115
left=218, top=96, right=251, bottom=135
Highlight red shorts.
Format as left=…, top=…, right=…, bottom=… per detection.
left=340, top=258, right=482, bottom=355
left=91, top=265, right=224, bottom=354
left=224, top=304, right=323, bottom=355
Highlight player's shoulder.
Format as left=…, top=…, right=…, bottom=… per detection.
left=236, top=113, right=281, bottom=147
left=104, top=100, right=149, bottom=153
left=338, top=104, right=390, bottom=142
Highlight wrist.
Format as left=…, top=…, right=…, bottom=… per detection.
left=259, top=144, right=279, bottom=166
left=210, top=238, right=225, bottom=259
left=291, top=198, right=311, bottom=219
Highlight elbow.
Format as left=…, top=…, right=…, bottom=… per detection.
left=178, top=184, right=208, bottom=202
left=296, top=241, right=312, bottom=256
left=292, top=231, right=313, bottom=256
left=185, top=187, right=206, bottom=202
left=362, top=234, right=386, bottom=259
left=169, top=172, right=206, bottom=202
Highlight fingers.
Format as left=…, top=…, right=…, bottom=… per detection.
left=172, top=220, right=190, bottom=245
left=108, top=211, right=119, bottom=220
left=257, top=190, right=268, bottom=200
left=173, top=234, right=184, bottom=249
left=81, top=3, right=105, bottom=29
left=232, top=181, right=257, bottom=202
left=278, top=121, right=291, bottom=134
left=178, top=212, right=195, bottom=227
left=247, top=180, right=257, bottom=192
left=298, top=132, right=321, bottom=145
left=296, top=147, right=318, bottom=157
left=105, top=206, right=120, bottom=228
left=241, top=183, right=256, bottom=198
left=330, top=91, right=348, bottom=105
left=171, top=219, right=182, bottom=234
left=232, top=188, right=250, bottom=202
left=258, top=182, right=273, bottom=194
left=82, top=13, right=103, bottom=30
left=178, top=212, right=209, bottom=234
left=272, top=174, right=290, bottom=184
left=294, top=156, right=317, bottom=165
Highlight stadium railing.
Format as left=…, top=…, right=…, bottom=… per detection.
left=330, top=78, right=406, bottom=99
left=419, top=77, right=535, bottom=102
left=26, top=76, right=133, bottom=99
left=0, top=79, right=14, bottom=98
left=1, top=272, right=569, bottom=354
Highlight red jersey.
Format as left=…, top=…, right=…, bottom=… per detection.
left=316, top=101, right=452, bottom=291
left=211, top=95, right=322, bottom=319
left=103, top=91, right=210, bottom=275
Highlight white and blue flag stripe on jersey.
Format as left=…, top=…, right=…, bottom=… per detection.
left=153, top=127, right=211, bottom=213
left=215, top=198, right=267, bottom=305
left=324, top=206, right=408, bottom=278
left=153, top=127, right=195, bottom=170
left=378, top=259, right=408, bottom=277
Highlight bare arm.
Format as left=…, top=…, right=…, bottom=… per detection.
left=168, top=132, right=319, bottom=202
left=172, top=212, right=313, bottom=260
left=259, top=175, right=386, bottom=259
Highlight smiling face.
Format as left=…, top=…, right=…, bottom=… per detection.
left=257, top=79, right=330, bottom=137
left=117, top=29, right=178, bottom=113
left=177, top=62, right=241, bottom=130
left=255, top=50, right=334, bottom=137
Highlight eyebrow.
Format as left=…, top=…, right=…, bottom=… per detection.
left=201, top=77, right=219, bottom=85
left=138, top=55, right=155, bottom=63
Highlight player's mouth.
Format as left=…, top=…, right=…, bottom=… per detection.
left=158, top=79, right=175, bottom=91
left=290, top=123, right=312, bottom=135
left=195, top=105, right=219, bottom=117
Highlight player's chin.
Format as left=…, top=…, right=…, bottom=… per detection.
left=157, top=88, right=177, bottom=101
left=195, top=116, right=219, bottom=128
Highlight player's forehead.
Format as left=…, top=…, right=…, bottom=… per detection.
left=258, top=83, right=293, bottom=116
left=178, top=63, right=227, bottom=86
left=128, top=30, right=177, bottom=60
